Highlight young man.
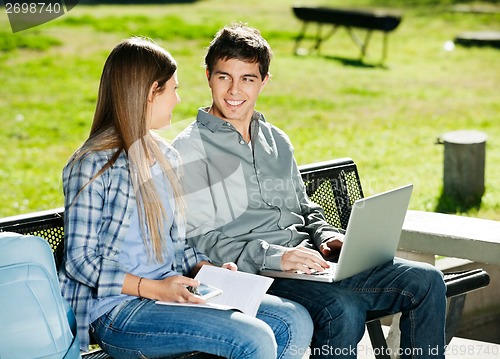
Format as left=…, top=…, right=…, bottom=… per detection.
left=173, top=23, right=446, bottom=359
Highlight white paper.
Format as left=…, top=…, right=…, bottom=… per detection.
left=195, top=265, right=274, bottom=317
left=156, top=265, right=273, bottom=317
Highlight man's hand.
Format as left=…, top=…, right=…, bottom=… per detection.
left=281, top=246, right=330, bottom=274
left=319, top=234, right=344, bottom=261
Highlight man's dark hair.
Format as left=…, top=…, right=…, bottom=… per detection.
left=205, top=23, right=273, bottom=80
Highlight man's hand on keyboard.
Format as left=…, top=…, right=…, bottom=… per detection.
left=281, top=246, right=330, bottom=274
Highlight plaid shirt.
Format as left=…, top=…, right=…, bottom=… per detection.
left=58, top=139, right=208, bottom=351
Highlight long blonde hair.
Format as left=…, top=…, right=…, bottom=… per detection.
left=71, top=37, right=183, bottom=262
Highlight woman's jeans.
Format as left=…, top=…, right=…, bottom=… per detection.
left=268, top=258, right=446, bottom=359
left=90, top=293, right=313, bottom=359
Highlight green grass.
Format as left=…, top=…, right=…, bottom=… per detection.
left=1, top=0, right=499, bottom=219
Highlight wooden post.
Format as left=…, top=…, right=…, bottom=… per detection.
left=439, top=130, right=487, bottom=206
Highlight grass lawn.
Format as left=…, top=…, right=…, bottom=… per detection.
left=1, top=0, right=499, bottom=219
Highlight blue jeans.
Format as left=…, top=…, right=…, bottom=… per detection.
left=268, top=258, right=446, bottom=359
left=90, top=294, right=313, bottom=359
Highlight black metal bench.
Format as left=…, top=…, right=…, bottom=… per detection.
left=300, top=158, right=490, bottom=358
left=0, top=157, right=490, bottom=359
left=455, top=31, right=500, bottom=49
left=292, top=6, right=402, bottom=63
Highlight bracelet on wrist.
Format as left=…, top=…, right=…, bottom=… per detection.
left=137, top=277, right=144, bottom=298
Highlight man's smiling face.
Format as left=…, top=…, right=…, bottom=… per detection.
left=207, top=58, right=268, bottom=127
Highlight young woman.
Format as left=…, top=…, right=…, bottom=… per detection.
left=58, top=37, right=312, bottom=359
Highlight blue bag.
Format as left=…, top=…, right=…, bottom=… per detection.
left=0, top=232, right=81, bottom=358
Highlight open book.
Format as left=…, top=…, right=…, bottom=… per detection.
left=156, top=265, right=273, bottom=317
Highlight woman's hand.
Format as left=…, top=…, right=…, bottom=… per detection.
left=152, top=275, right=206, bottom=303
left=122, top=273, right=205, bottom=304
left=221, top=262, right=237, bottom=271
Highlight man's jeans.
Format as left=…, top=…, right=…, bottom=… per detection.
left=268, top=258, right=446, bottom=359
left=90, top=293, right=313, bottom=359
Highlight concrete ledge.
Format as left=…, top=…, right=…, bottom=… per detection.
left=302, top=326, right=500, bottom=358
left=399, top=210, right=500, bottom=265
left=357, top=326, right=500, bottom=359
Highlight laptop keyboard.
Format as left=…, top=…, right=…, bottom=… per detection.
left=303, top=262, right=337, bottom=276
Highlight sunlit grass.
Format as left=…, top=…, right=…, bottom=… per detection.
left=0, top=0, right=499, bottom=220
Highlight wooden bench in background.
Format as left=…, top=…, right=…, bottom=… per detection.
left=292, top=6, right=402, bottom=63
left=0, top=158, right=490, bottom=359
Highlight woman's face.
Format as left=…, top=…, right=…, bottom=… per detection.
left=148, top=71, right=180, bottom=130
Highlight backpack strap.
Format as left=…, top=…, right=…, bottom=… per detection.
left=63, top=301, right=81, bottom=359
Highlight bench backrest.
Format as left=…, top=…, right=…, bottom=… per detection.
left=292, top=6, right=402, bottom=32
left=300, top=157, right=363, bottom=230
left=0, top=208, right=65, bottom=268
left=0, top=157, right=363, bottom=267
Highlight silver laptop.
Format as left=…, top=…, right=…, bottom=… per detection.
left=260, top=184, right=413, bottom=282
